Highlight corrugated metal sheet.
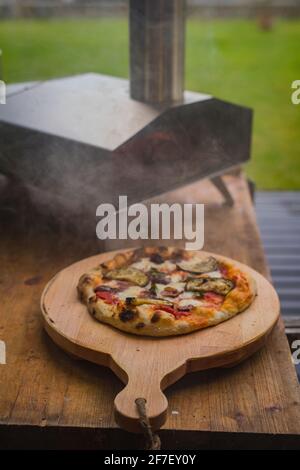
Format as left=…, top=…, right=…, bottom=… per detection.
left=256, top=191, right=300, bottom=380
left=256, top=191, right=300, bottom=322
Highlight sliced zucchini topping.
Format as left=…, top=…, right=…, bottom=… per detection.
left=104, top=267, right=148, bottom=287
left=185, top=278, right=206, bottom=292
left=125, top=297, right=173, bottom=307
left=148, top=268, right=170, bottom=285
left=177, top=256, right=218, bottom=274
left=186, top=277, right=234, bottom=296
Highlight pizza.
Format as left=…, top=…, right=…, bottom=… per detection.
left=77, top=247, right=257, bottom=337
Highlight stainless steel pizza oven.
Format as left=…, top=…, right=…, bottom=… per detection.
left=0, top=0, right=252, bottom=240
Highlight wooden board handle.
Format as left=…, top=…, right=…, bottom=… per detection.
left=114, top=375, right=168, bottom=433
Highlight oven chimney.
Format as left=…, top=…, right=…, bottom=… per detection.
left=129, top=0, right=186, bottom=104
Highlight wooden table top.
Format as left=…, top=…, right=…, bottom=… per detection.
left=1, top=173, right=300, bottom=449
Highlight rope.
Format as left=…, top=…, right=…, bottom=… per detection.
left=135, top=398, right=161, bottom=450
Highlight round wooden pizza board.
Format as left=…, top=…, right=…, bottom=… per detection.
left=41, top=249, right=280, bottom=433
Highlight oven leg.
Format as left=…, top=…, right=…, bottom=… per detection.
left=210, top=175, right=234, bottom=206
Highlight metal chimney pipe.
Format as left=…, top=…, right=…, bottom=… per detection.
left=129, top=0, right=186, bottom=104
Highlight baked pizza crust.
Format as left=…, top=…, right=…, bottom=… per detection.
left=77, top=247, right=257, bottom=337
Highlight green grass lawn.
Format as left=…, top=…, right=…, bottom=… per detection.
left=0, top=18, right=299, bottom=189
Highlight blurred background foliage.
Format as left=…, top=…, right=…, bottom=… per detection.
left=0, top=1, right=299, bottom=189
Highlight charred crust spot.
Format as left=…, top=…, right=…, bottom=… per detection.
left=119, top=309, right=136, bottom=322
left=151, top=312, right=161, bottom=323
left=170, top=249, right=185, bottom=262
left=91, top=308, right=97, bottom=317
left=150, top=253, right=164, bottom=264
left=125, top=297, right=135, bottom=305
left=136, top=322, right=145, bottom=329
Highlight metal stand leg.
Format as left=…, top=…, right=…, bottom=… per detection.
left=247, top=178, right=256, bottom=204
left=210, top=175, right=234, bottom=206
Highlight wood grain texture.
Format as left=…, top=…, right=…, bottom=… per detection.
left=41, top=250, right=280, bottom=432
left=0, top=173, right=300, bottom=448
